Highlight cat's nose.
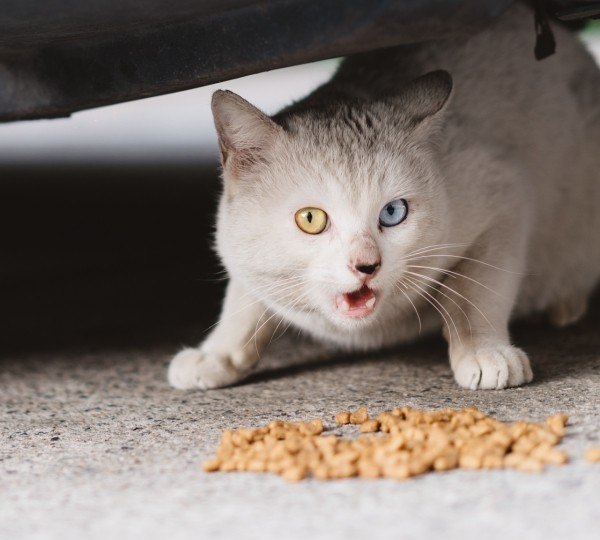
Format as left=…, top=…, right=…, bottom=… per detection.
left=355, top=262, right=380, bottom=276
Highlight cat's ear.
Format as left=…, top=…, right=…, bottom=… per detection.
left=398, top=70, right=453, bottom=129
left=211, top=90, right=282, bottom=174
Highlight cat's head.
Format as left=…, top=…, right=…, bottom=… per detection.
left=211, top=71, right=453, bottom=334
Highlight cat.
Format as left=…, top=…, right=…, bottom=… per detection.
left=169, top=2, right=600, bottom=391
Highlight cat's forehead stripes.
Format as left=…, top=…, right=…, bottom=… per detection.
left=282, top=104, right=382, bottom=151
left=275, top=121, right=416, bottom=209
left=337, top=106, right=378, bottom=141
left=273, top=103, right=428, bottom=205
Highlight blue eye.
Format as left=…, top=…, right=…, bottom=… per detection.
left=379, top=199, right=408, bottom=227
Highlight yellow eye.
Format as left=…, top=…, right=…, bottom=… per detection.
left=295, top=207, right=328, bottom=234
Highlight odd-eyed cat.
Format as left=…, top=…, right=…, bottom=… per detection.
left=169, top=3, right=600, bottom=391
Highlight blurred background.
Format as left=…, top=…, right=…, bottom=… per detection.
left=1, top=26, right=598, bottom=354
left=0, top=59, right=339, bottom=353
left=0, top=60, right=339, bottom=166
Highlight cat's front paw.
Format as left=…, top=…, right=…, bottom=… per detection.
left=451, top=344, right=533, bottom=390
left=168, top=348, right=248, bottom=390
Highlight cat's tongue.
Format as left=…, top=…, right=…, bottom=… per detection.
left=335, top=285, right=376, bottom=318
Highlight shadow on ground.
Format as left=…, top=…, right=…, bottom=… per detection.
left=1, top=163, right=225, bottom=355
left=2, top=161, right=599, bottom=384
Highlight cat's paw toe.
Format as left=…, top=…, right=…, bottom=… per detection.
left=168, top=348, right=245, bottom=390
left=452, top=345, right=533, bottom=390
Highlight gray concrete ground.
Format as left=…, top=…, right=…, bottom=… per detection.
left=2, top=302, right=599, bottom=540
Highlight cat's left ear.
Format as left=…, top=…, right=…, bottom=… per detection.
left=397, top=70, right=453, bottom=133
left=211, top=90, right=282, bottom=174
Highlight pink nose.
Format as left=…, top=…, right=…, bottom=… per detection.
left=355, top=262, right=380, bottom=275
left=349, top=233, right=381, bottom=277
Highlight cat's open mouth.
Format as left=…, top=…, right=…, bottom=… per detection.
left=335, top=285, right=377, bottom=318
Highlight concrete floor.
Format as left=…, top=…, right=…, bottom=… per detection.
left=1, top=166, right=599, bottom=540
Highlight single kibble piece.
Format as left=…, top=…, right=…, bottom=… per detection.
left=433, top=453, right=458, bottom=471
left=459, top=454, right=482, bottom=469
left=282, top=466, right=307, bottom=482
left=350, top=406, right=369, bottom=424
left=585, top=447, right=600, bottom=463
left=358, top=461, right=381, bottom=478
left=386, top=463, right=412, bottom=480
left=334, top=411, right=352, bottom=425
left=518, top=458, right=544, bottom=473
left=202, top=458, right=221, bottom=472
left=482, top=455, right=504, bottom=469
left=360, top=420, right=381, bottom=433
left=543, top=449, right=569, bottom=465
left=546, top=414, right=568, bottom=437
left=304, top=419, right=324, bottom=436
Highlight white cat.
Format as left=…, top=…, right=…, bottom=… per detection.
left=169, top=3, right=600, bottom=391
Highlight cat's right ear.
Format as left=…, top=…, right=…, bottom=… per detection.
left=397, top=70, right=453, bottom=136
left=211, top=90, right=282, bottom=176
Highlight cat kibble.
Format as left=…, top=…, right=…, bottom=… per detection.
left=334, top=411, right=351, bottom=425
left=546, top=414, right=568, bottom=437
left=585, top=447, right=600, bottom=463
left=203, top=407, right=571, bottom=481
left=359, top=419, right=380, bottom=433
left=349, top=406, right=369, bottom=424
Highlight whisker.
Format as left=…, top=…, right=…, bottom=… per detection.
left=403, top=275, right=461, bottom=346
left=280, top=302, right=319, bottom=340
left=195, top=275, right=230, bottom=283
left=238, top=272, right=341, bottom=303
left=248, top=286, right=316, bottom=352
left=285, top=304, right=320, bottom=342
left=251, top=305, right=272, bottom=354
left=404, top=242, right=467, bottom=258
left=404, top=254, right=524, bottom=275
left=401, top=277, right=455, bottom=347
left=200, top=268, right=229, bottom=277
left=404, top=269, right=496, bottom=332
left=394, top=282, right=422, bottom=334
left=268, top=286, right=316, bottom=344
left=406, top=264, right=505, bottom=299
left=273, top=313, right=298, bottom=343
left=404, top=272, right=472, bottom=337
left=247, top=292, right=298, bottom=355
left=238, top=275, right=306, bottom=301
left=205, top=277, right=308, bottom=332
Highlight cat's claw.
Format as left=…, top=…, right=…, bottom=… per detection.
left=451, top=345, right=533, bottom=390
left=168, top=348, right=247, bottom=390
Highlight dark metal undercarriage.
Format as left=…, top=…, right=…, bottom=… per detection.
left=0, top=0, right=597, bottom=122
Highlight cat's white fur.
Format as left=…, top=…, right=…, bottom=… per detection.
left=169, top=3, right=600, bottom=391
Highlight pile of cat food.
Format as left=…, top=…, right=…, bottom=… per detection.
left=202, top=406, right=584, bottom=481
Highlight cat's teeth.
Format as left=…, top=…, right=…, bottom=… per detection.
left=340, top=300, right=350, bottom=312
left=366, top=297, right=376, bottom=309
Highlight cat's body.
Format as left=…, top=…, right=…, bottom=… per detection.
left=169, top=3, right=600, bottom=391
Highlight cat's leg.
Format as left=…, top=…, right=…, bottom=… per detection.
left=434, top=230, right=533, bottom=390
left=168, top=280, right=276, bottom=390
left=546, top=294, right=588, bottom=327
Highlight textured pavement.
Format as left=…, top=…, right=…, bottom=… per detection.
left=2, top=300, right=599, bottom=540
